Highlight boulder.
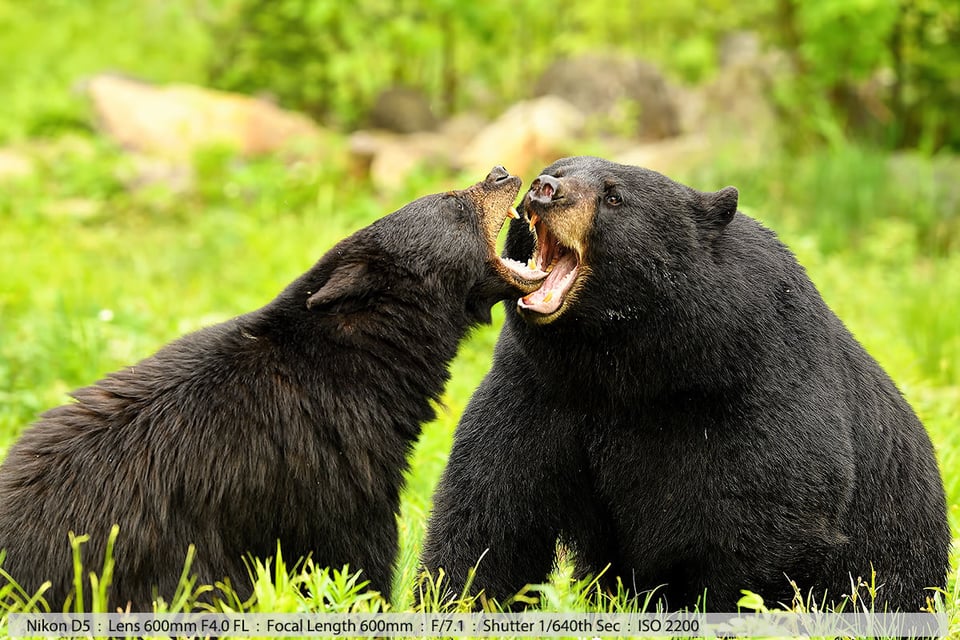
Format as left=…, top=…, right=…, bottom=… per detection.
left=437, top=112, right=488, bottom=148
left=0, top=149, right=34, bottom=182
left=85, top=75, right=324, bottom=159
left=675, top=35, right=783, bottom=161
left=348, top=112, right=489, bottom=191
left=367, top=86, right=438, bottom=134
left=613, top=135, right=711, bottom=176
left=534, top=55, right=680, bottom=140
left=348, top=130, right=454, bottom=192
left=718, top=31, right=763, bottom=69
left=458, top=96, right=585, bottom=178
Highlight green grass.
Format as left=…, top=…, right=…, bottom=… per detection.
left=0, top=0, right=209, bottom=144
left=0, top=140, right=958, bottom=639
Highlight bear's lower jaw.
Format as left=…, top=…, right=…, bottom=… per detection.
left=517, top=252, right=580, bottom=317
left=496, top=256, right=549, bottom=290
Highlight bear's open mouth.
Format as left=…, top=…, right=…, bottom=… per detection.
left=493, top=207, right=551, bottom=290
left=516, top=213, right=581, bottom=316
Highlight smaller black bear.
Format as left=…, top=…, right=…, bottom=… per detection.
left=422, top=156, right=949, bottom=612
left=0, top=167, right=546, bottom=611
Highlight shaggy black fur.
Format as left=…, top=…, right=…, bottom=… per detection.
left=0, top=168, right=524, bottom=611
left=421, top=156, right=949, bottom=612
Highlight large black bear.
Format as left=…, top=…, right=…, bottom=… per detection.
left=0, top=167, right=546, bottom=611
left=422, top=156, right=950, bottom=612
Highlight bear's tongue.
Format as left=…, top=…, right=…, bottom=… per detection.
left=518, top=252, right=578, bottom=315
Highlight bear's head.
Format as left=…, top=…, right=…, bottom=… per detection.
left=503, top=156, right=738, bottom=328
left=303, top=166, right=547, bottom=325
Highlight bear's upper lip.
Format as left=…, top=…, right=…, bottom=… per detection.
left=516, top=214, right=583, bottom=317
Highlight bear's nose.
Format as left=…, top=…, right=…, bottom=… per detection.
left=529, top=174, right=562, bottom=204
left=485, top=165, right=511, bottom=183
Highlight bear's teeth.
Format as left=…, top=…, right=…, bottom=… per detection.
left=508, top=206, right=519, bottom=219
left=543, top=291, right=554, bottom=303
left=527, top=258, right=537, bottom=270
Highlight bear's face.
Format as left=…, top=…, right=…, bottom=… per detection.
left=505, top=156, right=738, bottom=326
left=372, top=167, right=544, bottom=294
left=305, top=167, right=547, bottom=324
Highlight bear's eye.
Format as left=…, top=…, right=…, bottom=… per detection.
left=605, top=194, right=623, bottom=207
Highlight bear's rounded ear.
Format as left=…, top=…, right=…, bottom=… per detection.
left=696, top=186, right=739, bottom=239
left=306, top=261, right=372, bottom=310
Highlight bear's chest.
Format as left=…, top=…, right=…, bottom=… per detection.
left=579, top=409, right=850, bottom=558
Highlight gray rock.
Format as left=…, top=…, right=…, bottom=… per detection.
left=534, top=54, right=680, bottom=140
left=368, top=86, right=438, bottom=134
left=458, top=96, right=585, bottom=178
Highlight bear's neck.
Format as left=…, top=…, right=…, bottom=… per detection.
left=252, top=289, right=471, bottom=437
left=505, top=309, right=767, bottom=404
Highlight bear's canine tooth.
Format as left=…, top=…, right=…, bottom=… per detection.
left=508, top=206, right=520, bottom=220
left=527, top=258, right=537, bottom=270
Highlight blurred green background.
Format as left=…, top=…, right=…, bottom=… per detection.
left=1, top=0, right=958, bottom=149
left=0, top=0, right=957, bottom=620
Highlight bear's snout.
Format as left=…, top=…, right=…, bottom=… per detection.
left=529, top=174, right=562, bottom=204
left=485, top=165, right=511, bottom=184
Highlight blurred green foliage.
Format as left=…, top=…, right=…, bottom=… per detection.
left=769, top=0, right=960, bottom=150
left=197, top=0, right=960, bottom=149
left=1, top=0, right=957, bottom=150
left=198, top=0, right=554, bottom=126
left=0, top=0, right=208, bottom=141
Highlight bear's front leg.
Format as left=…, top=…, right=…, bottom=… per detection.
left=419, top=376, right=582, bottom=608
